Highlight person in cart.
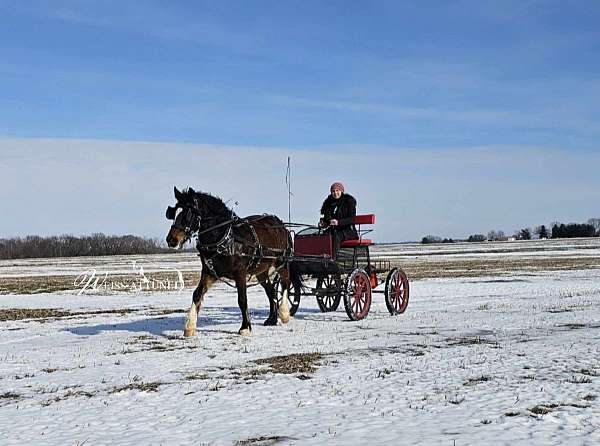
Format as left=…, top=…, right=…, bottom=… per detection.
left=319, top=182, right=359, bottom=257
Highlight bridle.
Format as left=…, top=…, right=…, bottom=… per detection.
left=166, top=204, right=201, bottom=240
left=166, top=202, right=237, bottom=249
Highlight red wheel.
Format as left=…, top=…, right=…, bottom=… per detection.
left=385, top=268, right=409, bottom=315
left=343, top=268, right=372, bottom=321
left=315, top=274, right=342, bottom=312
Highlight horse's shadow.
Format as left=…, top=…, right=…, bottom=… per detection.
left=64, top=306, right=321, bottom=338
left=66, top=317, right=188, bottom=337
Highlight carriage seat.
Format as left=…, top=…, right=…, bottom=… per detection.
left=341, top=238, right=373, bottom=247
left=340, top=214, right=375, bottom=247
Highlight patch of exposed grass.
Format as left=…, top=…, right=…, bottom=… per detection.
left=0, top=392, right=21, bottom=400
left=109, top=342, right=197, bottom=356
left=393, top=255, right=600, bottom=280
left=132, top=334, right=153, bottom=340
left=545, top=307, right=573, bottom=313
left=528, top=401, right=591, bottom=415
left=520, top=375, right=536, bottom=381
left=185, top=373, right=209, bottom=381
left=447, top=336, right=499, bottom=347
left=0, top=307, right=143, bottom=322
left=447, top=395, right=465, bottom=405
left=464, top=375, right=493, bottom=386
left=0, top=308, right=71, bottom=321
left=566, top=376, right=593, bottom=384
left=582, top=394, right=596, bottom=401
left=0, top=275, right=80, bottom=295
left=529, top=404, right=558, bottom=415
left=504, top=411, right=520, bottom=417
left=74, top=308, right=138, bottom=316
left=565, top=402, right=591, bottom=408
left=377, top=368, right=394, bottom=378
left=0, top=271, right=199, bottom=295
left=14, top=373, right=35, bottom=380
left=40, top=389, right=98, bottom=406
left=110, top=381, right=164, bottom=393
left=149, top=308, right=188, bottom=315
left=235, top=436, right=291, bottom=445
left=64, top=389, right=96, bottom=398
left=254, top=352, right=323, bottom=375
left=559, top=323, right=588, bottom=330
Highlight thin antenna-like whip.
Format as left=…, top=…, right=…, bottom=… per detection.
left=285, top=156, right=292, bottom=223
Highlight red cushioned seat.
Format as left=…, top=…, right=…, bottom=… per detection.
left=341, top=239, right=373, bottom=247
left=353, top=214, right=375, bottom=225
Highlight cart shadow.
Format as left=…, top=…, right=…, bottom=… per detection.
left=291, top=308, right=334, bottom=319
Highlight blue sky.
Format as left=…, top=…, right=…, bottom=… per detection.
left=1, top=1, right=599, bottom=241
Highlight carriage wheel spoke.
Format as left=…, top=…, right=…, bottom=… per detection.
left=384, top=268, right=409, bottom=316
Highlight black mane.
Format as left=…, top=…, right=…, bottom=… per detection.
left=184, top=188, right=237, bottom=218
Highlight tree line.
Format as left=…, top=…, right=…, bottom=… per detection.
left=422, top=217, right=600, bottom=244
left=0, top=234, right=172, bottom=260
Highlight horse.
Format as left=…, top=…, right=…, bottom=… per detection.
left=165, top=187, right=293, bottom=337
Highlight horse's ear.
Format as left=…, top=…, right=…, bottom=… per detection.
left=174, top=186, right=183, bottom=201
left=188, top=186, right=196, bottom=195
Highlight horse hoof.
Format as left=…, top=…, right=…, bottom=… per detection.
left=183, top=328, right=197, bottom=337
left=263, top=319, right=277, bottom=326
left=238, top=328, right=251, bottom=336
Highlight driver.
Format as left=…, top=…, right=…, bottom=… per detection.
left=319, top=182, right=358, bottom=257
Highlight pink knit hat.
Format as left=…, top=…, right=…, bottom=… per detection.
left=330, top=182, right=345, bottom=193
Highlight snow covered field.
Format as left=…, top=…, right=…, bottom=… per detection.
left=1, top=239, right=599, bottom=445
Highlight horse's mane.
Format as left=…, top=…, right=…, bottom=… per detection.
left=184, top=188, right=237, bottom=218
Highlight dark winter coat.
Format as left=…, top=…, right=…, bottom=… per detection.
left=320, top=193, right=359, bottom=241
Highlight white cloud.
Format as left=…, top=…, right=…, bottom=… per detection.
left=2, top=138, right=599, bottom=242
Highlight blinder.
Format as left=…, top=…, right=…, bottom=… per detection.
left=168, top=205, right=200, bottom=237
left=166, top=206, right=177, bottom=220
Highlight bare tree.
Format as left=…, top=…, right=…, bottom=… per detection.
left=516, top=228, right=532, bottom=240
left=0, top=234, right=170, bottom=260
left=588, top=218, right=600, bottom=235
left=467, top=234, right=486, bottom=242
left=487, top=230, right=506, bottom=241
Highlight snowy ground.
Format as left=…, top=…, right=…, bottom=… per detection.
left=1, top=239, right=599, bottom=445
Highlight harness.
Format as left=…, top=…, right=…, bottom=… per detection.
left=173, top=206, right=290, bottom=286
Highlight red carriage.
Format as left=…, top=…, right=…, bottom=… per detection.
left=279, top=214, right=410, bottom=321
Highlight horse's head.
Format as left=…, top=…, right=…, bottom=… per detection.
left=165, top=187, right=201, bottom=249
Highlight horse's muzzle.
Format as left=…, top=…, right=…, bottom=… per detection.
left=166, top=228, right=185, bottom=249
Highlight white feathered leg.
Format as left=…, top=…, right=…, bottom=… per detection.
left=278, top=287, right=290, bottom=324
left=183, top=302, right=198, bottom=337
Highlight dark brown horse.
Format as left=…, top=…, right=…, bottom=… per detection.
left=165, top=187, right=293, bottom=337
